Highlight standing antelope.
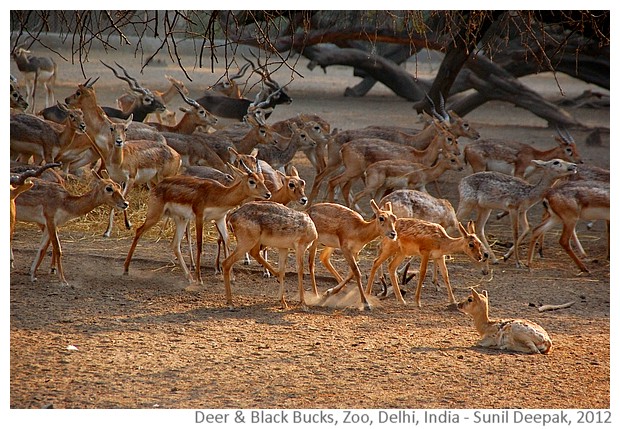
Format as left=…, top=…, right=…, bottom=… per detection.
left=463, top=126, right=582, bottom=178
left=12, top=47, right=57, bottom=113
left=118, top=74, right=190, bottom=126
left=10, top=103, right=86, bottom=165
left=222, top=201, right=317, bottom=309
left=307, top=200, right=397, bottom=310
left=325, top=130, right=459, bottom=207
left=255, top=123, right=317, bottom=171
left=457, top=288, right=553, bottom=354
left=100, top=61, right=166, bottom=121
left=366, top=219, right=487, bottom=307
left=456, top=159, right=578, bottom=267
left=102, top=114, right=182, bottom=237
left=123, top=161, right=271, bottom=284
left=13, top=171, right=128, bottom=285
left=527, top=180, right=609, bottom=273
left=351, top=149, right=464, bottom=208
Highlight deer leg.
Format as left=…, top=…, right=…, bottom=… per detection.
left=413, top=253, right=431, bottom=308
left=222, top=240, right=258, bottom=307
left=526, top=212, right=558, bottom=267
left=559, top=221, right=589, bottom=273
left=124, top=206, right=164, bottom=275
left=49, top=226, right=68, bottom=285
left=104, top=207, right=116, bottom=238
left=318, top=247, right=344, bottom=283
left=341, top=249, right=371, bottom=310
left=387, top=252, right=408, bottom=305
left=474, top=208, right=497, bottom=264
left=308, top=241, right=320, bottom=297
left=365, top=241, right=394, bottom=296
left=214, top=217, right=229, bottom=274
left=30, top=228, right=51, bottom=283
left=434, top=256, right=456, bottom=306
left=295, top=244, right=308, bottom=309
left=172, top=217, right=193, bottom=282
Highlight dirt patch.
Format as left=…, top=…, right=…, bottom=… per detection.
left=9, top=47, right=610, bottom=413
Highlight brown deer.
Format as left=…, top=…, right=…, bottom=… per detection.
left=351, top=149, right=464, bottom=208
left=222, top=201, right=317, bottom=309
left=307, top=200, right=397, bottom=310
left=123, top=161, right=271, bottom=285
left=366, top=220, right=487, bottom=307
left=526, top=179, right=609, bottom=273
left=457, top=288, right=553, bottom=354
left=13, top=170, right=128, bottom=285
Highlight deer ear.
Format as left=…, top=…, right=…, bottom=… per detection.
left=370, top=199, right=380, bottom=213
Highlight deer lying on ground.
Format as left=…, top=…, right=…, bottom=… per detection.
left=222, top=201, right=317, bottom=309
left=14, top=170, right=128, bottom=285
left=307, top=200, right=397, bottom=310
left=457, top=288, right=553, bottom=354
left=123, top=161, right=271, bottom=284
left=456, top=159, right=577, bottom=267
left=366, top=219, right=487, bottom=307
left=526, top=179, right=609, bottom=273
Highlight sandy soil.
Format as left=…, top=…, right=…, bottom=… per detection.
left=8, top=45, right=611, bottom=417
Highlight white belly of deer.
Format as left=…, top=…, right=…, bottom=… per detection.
left=486, top=160, right=515, bottom=175
left=163, top=202, right=196, bottom=220
left=134, top=168, right=159, bottom=184
left=580, top=206, right=610, bottom=221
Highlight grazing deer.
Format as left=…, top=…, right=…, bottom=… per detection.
left=463, top=126, right=582, bottom=178
left=12, top=47, right=57, bottom=113
left=457, top=288, right=553, bottom=354
left=102, top=114, right=182, bottom=237
left=366, top=220, right=487, bottom=307
left=13, top=170, right=128, bottom=285
left=222, top=201, right=317, bottom=309
left=307, top=200, right=397, bottom=310
left=527, top=180, right=609, bottom=273
left=10, top=102, right=86, bottom=165
left=456, top=159, right=578, bottom=267
left=123, top=161, right=271, bottom=284
left=352, top=149, right=464, bottom=208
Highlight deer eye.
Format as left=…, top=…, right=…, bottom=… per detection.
left=248, top=179, right=256, bottom=186
left=468, top=241, right=475, bottom=248
left=378, top=216, right=385, bottom=222
left=553, top=160, right=560, bottom=165
left=468, top=297, right=473, bottom=302
left=105, top=185, right=114, bottom=193
left=566, top=148, right=573, bottom=155
left=288, top=181, right=295, bottom=189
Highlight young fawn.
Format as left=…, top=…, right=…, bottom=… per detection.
left=457, top=288, right=553, bottom=354
left=223, top=201, right=318, bottom=309
left=366, top=219, right=488, bottom=307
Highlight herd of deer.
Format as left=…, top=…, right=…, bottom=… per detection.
left=10, top=47, right=609, bottom=354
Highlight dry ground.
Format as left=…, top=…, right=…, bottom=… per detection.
left=8, top=46, right=611, bottom=414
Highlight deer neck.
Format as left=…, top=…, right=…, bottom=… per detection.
left=412, top=137, right=441, bottom=165
left=64, top=185, right=111, bottom=220
left=411, top=124, right=439, bottom=149
left=468, top=303, right=495, bottom=337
